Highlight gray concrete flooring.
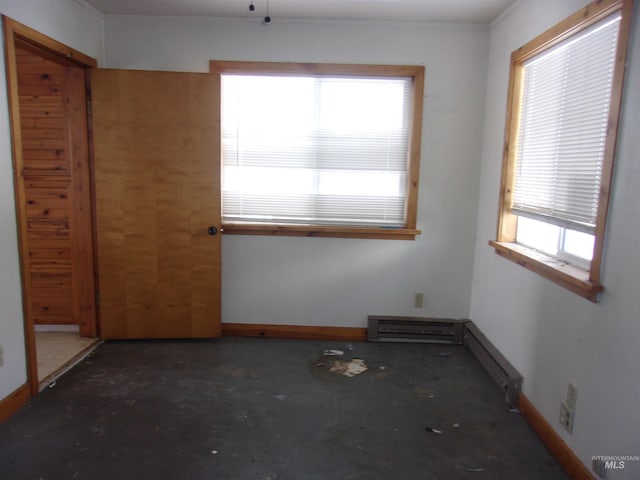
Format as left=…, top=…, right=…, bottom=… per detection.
left=0, top=338, right=567, bottom=479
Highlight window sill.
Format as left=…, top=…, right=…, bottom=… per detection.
left=489, top=241, right=603, bottom=302
left=222, top=223, right=421, bottom=240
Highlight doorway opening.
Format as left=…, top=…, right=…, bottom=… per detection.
left=3, top=17, right=100, bottom=395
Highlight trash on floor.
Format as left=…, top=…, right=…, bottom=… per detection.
left=329, top=358, right=368, bottom=377
left=310, top=355, right=371, bottom=380
left=344, top=359, right=367, bottom=377
left=425, top=427, right=442, bottom=434
left=323, top=349, right=344, bottom=356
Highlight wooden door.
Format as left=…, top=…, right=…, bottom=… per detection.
left=12, top=40, right=96, bottom=337
left=90, top=69, right=221, bottom=339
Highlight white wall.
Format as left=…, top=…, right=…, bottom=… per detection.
left=0, top=0, right=104, bottom=400
left=104, top=16, right=490, bottom=327
left=470, top=0, right=640, bottom=477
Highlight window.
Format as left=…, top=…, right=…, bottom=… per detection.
left=491, top=0, right=632, bottom=302
left=210, top=61, right=425, bottom=240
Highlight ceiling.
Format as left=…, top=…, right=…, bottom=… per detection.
left=83, top=0, right=517, bottom=24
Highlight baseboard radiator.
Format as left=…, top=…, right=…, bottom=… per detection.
left=463, top=322, right=522, bottom=407
left=367, top=316, right=468, bottom=344
left=367, top=316, right=522, bottom=407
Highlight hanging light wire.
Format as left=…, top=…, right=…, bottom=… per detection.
left=264, top=0, right=271, bottom=23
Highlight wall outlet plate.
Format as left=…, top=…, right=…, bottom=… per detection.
left=559, top=401, right=574, bottom=433
left=414, top=292, right=424, bottom=308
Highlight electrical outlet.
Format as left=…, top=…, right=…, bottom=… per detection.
left=566, top=383, right=578, bottom=409
left=559, top=401, right=574, bottom=433
left=414, top=292, right=424, bottom=308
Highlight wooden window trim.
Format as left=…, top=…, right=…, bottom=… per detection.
left=492, top=0, right=632, bottom=302
left=210, top=61, right=424, bottom=241
left=489, top=241, right=603, bottom=302
left=222, top=224, right=421, bottom=240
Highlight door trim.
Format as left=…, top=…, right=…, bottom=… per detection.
left=3, top=16, right=98, bottom=396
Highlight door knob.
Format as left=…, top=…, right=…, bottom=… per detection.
left=208, top=226, right=218, bottom=235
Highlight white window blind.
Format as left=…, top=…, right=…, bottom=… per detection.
left=512, top=12, right=621, bottom=234
left=221, top=74, right=412, bottom=226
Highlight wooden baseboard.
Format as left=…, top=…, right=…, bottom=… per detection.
left=519, top=394, right=594, bottom=479
left=0, top=383, right=30, bottom=423
left=222, top=323, right=368, bottom=342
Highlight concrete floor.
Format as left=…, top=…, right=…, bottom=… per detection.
left=0, top=338, right=566, bottom=479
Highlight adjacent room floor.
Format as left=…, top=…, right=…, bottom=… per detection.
left=0, top=338, right=567, bottom=479
left=35, top=331, right=100, bottom=386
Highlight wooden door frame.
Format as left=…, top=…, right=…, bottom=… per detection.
left=3, top=17, right=98, bottom=396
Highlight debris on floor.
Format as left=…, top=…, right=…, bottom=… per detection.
left=330, top=358, right=368, bottom=377
left=311, top=355, right=370, bottom=380
left=368, top=361, right=394, bottom=379
left=415, top=386, right=436, bottom=399
left=323, top=349, right=344, bottom=356
left=425, top=427, right=443, bottom=434
left=344, top=359, right=367, bottom=377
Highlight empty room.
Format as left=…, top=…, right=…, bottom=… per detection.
left=0, top=0, right=638, bottom=478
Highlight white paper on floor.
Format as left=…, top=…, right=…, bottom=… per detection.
left=329, top=358, right=368, bottom=377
